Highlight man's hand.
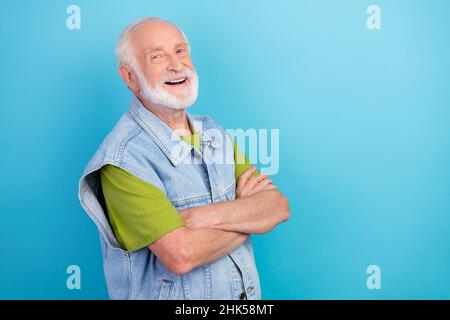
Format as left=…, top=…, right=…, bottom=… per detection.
left=236, top=166, right=276, bottom=198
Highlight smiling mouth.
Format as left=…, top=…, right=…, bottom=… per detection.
left=164, top=77, right=187, bottom=86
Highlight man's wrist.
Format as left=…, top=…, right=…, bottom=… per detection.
left=181, top=204, right=221, bottom=229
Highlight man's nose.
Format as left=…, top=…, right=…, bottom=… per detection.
left=166, top=55, right=183, bottom=72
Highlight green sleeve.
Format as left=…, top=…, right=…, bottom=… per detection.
left=227, top=133, right=259, bottom=180
left=100, top=164, right=185, bottom=252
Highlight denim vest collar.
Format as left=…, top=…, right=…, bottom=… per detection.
left=128, top=96, right=222, bottom=167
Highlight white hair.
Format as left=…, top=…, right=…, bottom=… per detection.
left=115, top=17, right=189, bottom=73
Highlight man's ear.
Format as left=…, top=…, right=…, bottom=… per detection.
left=118, top=64, right=140, bottom=93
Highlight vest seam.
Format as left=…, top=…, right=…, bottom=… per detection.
left=171, top=184, right=234, bottom=206
left=129, top=108, right=177, bottom=164
left=114, top=125, right=143, bottom=162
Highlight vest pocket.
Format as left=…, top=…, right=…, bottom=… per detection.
left=158, top=279, right=174, bottom=300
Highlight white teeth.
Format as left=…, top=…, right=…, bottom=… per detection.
left=167, top=77, right=186, bottom=84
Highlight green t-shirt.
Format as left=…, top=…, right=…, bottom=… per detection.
left=100, top=132, right=256, bottom=252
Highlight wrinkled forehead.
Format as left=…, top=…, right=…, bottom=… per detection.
left=130, top=20, right=187, bottom=53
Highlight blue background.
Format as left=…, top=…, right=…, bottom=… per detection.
left=1, top=0, right=449, bottom=299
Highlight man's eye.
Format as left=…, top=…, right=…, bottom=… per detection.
left=177, top=47, right=186, bottom=54
left=151, top=53, right=165, bottom=62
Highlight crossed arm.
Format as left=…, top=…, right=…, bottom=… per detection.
left=148, top=166, right=290, bottom=275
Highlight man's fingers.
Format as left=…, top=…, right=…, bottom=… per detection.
left=242, top=174, right=269, bottom=193
left=236, top=166, right=257, bottom=189
left=252, top=178, right=273, bottom=193
left=246, top=173, right=268, bottom=188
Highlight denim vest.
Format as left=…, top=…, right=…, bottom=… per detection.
left=78, top=96, right=261, bottom=300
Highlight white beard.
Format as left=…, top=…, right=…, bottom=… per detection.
left=136, top=67, right=199, bottom=110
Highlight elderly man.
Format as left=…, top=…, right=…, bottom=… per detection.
left=78, top=17, right=290, bottom=300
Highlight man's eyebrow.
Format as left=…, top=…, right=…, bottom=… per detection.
left=174, top=42, right=189, bottom=48
left=144, top=42, right=189, bottom=55
left=144, top=46, right=164, bottom=55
